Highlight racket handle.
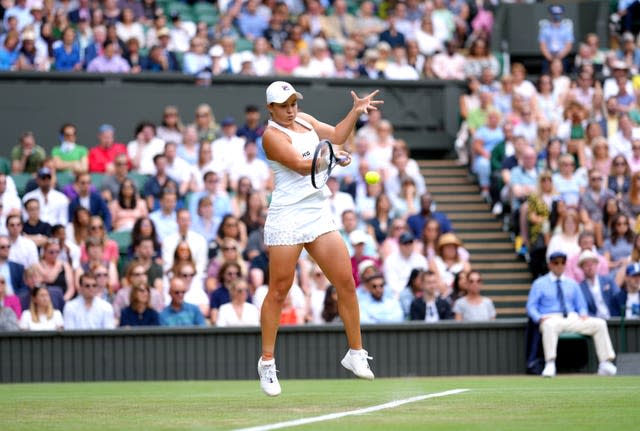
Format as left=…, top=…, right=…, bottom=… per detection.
left=336, top=156, right=349, bottom=165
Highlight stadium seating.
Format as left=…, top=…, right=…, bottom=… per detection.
left=12, top=172, right=32, bottom=198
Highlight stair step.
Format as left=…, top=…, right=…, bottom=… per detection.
left=491, top=295, right=529, bottom=303
left=454, top=221, right=504, bottom=231
left=465, top=244, right=515, bottom=253
left=448, top=212, right=498, bottom=220
left=471, top=252, right=521, bottom=262
left=425, top=176, right=469, bottom=185
left=496, top=307, right=526, bottom=317
left=418, top=160, right=462, bottom=168
left=471, top=261, right=530, bottom=271
left=482, top=272, right=532, bottom=281
left=458, top=232, right=512, bottom=241
left=483, top=282, right=531, bottom=290
left=437, top=202, right=490, bottom=212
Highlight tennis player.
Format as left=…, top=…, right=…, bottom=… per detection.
left=257, top=81, right=383, bottom=396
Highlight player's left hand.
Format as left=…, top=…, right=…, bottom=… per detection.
left=351, top=90, right=384, bottom=115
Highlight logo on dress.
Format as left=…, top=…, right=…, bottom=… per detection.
left=302, top=150, right=310, bottom=157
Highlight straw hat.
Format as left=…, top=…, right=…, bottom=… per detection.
left=437, top=233, right=462, bottom=251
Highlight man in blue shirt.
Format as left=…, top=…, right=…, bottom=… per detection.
left=160, top=278, right=206, bottom=326
left=526, top=251, right=617, bottom=377
left=538, top=4, right=574, bottom=72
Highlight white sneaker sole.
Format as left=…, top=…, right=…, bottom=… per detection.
left=341, top=357, right=375, bottom=380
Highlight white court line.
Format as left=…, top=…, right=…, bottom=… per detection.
left=233, top=388, right=469, bottom=431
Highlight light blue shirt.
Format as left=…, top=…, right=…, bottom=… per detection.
left=0, top=262, right=14, bottom=295
left=159, top=303, right=206, bottom=326
left=474, top=126, right=504, bottom=155
left=149, top=210, right=178, bottom=240
left=526, top=273, right=587, bottom=323
left=187, top=191, right=232, bottom=224
left=538, top=19, right=574, bottom=55
left=359, top=294, right=404, bottom=324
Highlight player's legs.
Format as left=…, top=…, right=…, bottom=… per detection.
left=260, top=243, right=303, bottom=359
left=306, top=230, right=362, bottom=349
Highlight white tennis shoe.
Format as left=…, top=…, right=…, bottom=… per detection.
left=541, top=361, right=556, bottom=378
left=597, top=361, right=617, bottom=376
left=258, top=357, right=281, bottom=396
left=341, top=349, right=375, bottom=380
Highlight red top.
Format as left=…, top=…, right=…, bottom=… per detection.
left=88, top=143, right=128, bottom=173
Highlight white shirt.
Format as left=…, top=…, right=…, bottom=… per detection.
left=211, top=135, right=246, bottom=172
left=63, top=296, right=115, bottom=330
left=127, top=137, right=166, bottom=175
left=327, top=191, right=356, bottom=228
left=9, top=235, right=39, bottom=269
left=609, top=130, right=634, bottom=160
left=230, top=157, right=271, bottom=191
left=625, top=291, right=640, bottom=319
left=384, top=62, right=420, bottom=80
left=166, top=156, right=198, bottom=186
left=0, top=190, right=22, bottom=218
left=216, top=302, right=260, bottom=327
left=587, top=277, right=610, bottom=320
left=19, top=310, right=64, bottom=331
left=382, top=251, right=428, bottom=298
left=424, top=299, right=440, bottom=323
left=161, top=230, right=208, bottom=276
left=22, top=188, right=69, bottom=226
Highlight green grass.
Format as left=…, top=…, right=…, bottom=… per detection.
left=1, top=376, right=639, bottom=430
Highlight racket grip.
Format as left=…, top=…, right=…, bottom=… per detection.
left=336, top=156, right=350, bottom=165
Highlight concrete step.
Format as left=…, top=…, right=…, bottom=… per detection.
left=454, top=221, right=504, bottom=231
left=448, top=212, right=498, bottom=221
left=470, top=253, right=520, bottom=262
left=483, top=284, right=531, bottom=293
left=429, top=186, right=480, bottom=195
left=482, top=272, right=533, bottom=281
left=418, top=160, right=463, bottom=168
left=424, top=176, right=469, bottom=185
left=437, top=202, right=490, bottom=212
left=471, top=261, right=530, bottom=271
left=496, top=307, right=526, bottom=317
left=458, top=232, right=512, bottom=242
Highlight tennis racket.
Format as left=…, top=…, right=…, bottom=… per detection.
left=311, top=139, right=348, bottom=189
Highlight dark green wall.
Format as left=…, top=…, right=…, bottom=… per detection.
left=1, top=319, right=637, bottom=382
left=0, top=73, right=464, bottom=157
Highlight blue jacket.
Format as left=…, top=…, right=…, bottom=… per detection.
left=8, top=261, right=28, bottom=297
left=68, top=192, right=112, bottom=232
left=579, top=275, right=622, bottom=317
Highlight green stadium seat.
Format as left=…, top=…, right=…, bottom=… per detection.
left=235, top=38, right=253, bottom=52
left=90, top=173, right=106, bottom=188
left=167, top=2, right=195, bottom=22
left=108, top=230, right=132, bottom=255
left=128, top=172, right=149, bottom=192
left=196, top=12, right=219, bottom=26
left=0, top=157, right=10, bottom=174
left=56, top=170, right=75, bottom=188
left=193, top=2, right=218, bottom=16
left=12, top=172, right=33, bottom=198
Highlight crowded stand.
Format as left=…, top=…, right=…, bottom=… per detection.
left=0, top=0, right=639, bottom=333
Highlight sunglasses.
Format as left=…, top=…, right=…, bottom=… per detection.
left=132, top=271, right=146, bottom=276
left=370, top=283, right=384, bottom=289
left=550, top=259, right=567, bottom=265
left=171, top=290, right=186, bottom=295
left=180, top=272, right=195, bottom=278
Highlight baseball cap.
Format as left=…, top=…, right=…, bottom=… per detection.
left=208, top=44, right=223, bottom=57
left=221, top=116, right=236, bottom=127
left=357, top=259, right=377, bottom=277
left=157, top=27, right=170, bottom=38
left=548, top=251, right=567, bottom=262
left=266, top=81, right=303, bottom=104
left=548, top=4, right=564, bottom=16
left=399, top=232, right=415, bottom=245
left=349, top=230, right=368, bottom=245
left=626, top=262, right=640, bottom=276
left=98, top=124, right=114, bottom=133
left=578, top=249, right=599, bottom=266
left=37, top=167, right=52, bottom=178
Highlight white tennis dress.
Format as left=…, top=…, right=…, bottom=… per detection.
left=264, top=118, right=337, bottom=246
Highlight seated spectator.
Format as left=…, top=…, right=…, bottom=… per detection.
left=51, top=123, right=88, bottom=173
left=464, top=37, right=499, bottom=79
left=88, top=124, right=127, bottom=174
left=602, top=213, right=634, bottom=274
left=79, top=216, right=119, bottom=265
left=430, top=39, right=465, bottom=80
left=119, top=283, right=160, bottom=327
left=126, top=217, right=162, bottom=262
left=51, top=224, right=80, bottom=273
left=472, top=110, right=505, bottom=202
left=620, top=263, right=640, bottom=319
left=100, top=153, right=132, bottom=203
left=7, top=214, right=38, bottom=270
left=162, top=208, right=208, bottom=276
left=359, top=272, right=404, bottom=323
left=578, top=250, right=622, bottom=319
left=77, top=237, right=119, bottom=293
left=209, top=261, right=242, bottom=325
left=240, top=190, right=268, bottom=237
left=407, top=192, right=453, bottom=240
left=552, top=154, right=585, bottom=208
left=453, top=270, right=496, bottom=321
left=63, top=273, right=115, bottom=329
left=164, top=141, right=199, bottom=198
left=526, top=251, right=617, bottom=377
left=608, top=155, right=631, bottom=199
left=410, top=269, right=454, bottom=322
left=399, top=268, right=424, bottom=318
left=86, top=39, right=131, bottom=73
left=157, top=105, right=185, bottom=147
left=434, top=233, right=470, bottom=293
left=580, top=168, right=615, bottom=237
left=366, top=193, right=395, bottom=246
left=0, top=303, right=18, bottom=330
left=11, top=131, right=46, bottom=174
left=214, top=214, right=248, bottom=257
left=126, top=237, right=163, bottom=293
left=547, top=208, right=581, bottom=260
left=565, top=231, right=609, bottom=283
left=160, top=277, right=206, bottom=327
left=21, top=198, right=51, bottom=249
left=382, top=231, right=428, bottom=298
left=127, top=121, right=166, bottom=176
left=113, top=262, right=163, bottom=322
left=52, top=26, right=82, bottom=71
left=216, top=279, right=260, bottom=327
left=182, top=36, right=211, bottom=76
left=349, top=229, right=379, bottom=287
left=18, top=286, right=63, bottom=331
left=39, top=239, right=75, bottom=302
left=67, top=206, right=90, bottom=250
left=109, top=178, right=148, bottom=232
left=321, top=285, right=340, bottom=323
left=68, top=172, right=112, bottom=232
left=143, top=154, right=179, bottom=211
left=149, top=188, right=179, bottom=240
left=0, top=272, right=21, bottom=320
left=414, top=14, right=442, bottom=57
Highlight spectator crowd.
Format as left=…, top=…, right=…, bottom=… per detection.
left=0, top=0, right=503, bottom=81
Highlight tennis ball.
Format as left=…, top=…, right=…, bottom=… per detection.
left=365, top=171, right=381, bottom=185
